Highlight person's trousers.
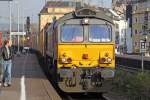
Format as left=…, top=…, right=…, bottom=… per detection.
left=3, top=60, right=12, bottom=84
left=0, top=63, right=3, bottom=83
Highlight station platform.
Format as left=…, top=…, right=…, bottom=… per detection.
left=0, top=53, right=62, bottom=100
left=116, top=54, right=150, bottom=61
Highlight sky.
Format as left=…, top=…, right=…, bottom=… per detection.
left=0, top=0, right=112, bottom=24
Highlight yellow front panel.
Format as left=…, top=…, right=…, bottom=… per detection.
left=57, top=44, right=115, bottom=69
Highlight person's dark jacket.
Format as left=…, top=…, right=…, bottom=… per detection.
left=0, top=46, right=13, bottom=61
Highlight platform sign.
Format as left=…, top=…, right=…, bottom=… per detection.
left=140, top=40, right=147, bottom=53
left=10, top=32, right=26, bottom=36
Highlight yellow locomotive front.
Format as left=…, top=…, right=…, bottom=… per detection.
left=58, top=24, right=115, bottom=69
left=55, top=8, right=115, bottom=93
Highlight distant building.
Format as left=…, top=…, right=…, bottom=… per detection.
left=126, top=18, right=133, bottom=53
left=112, top=0, right=127, bottom=17
left=132, top=0, right=150, bottom=55
left=112, top=0, right=133, bottom=54
left=39, top=1, right=81, bottom=31
left=109, top=9, right=129, bottom=54
left=112, top=0, right=133, bottom=53
left=115, top=20, right=128, bottom=54
left=126, top=5, right=133, bottom=54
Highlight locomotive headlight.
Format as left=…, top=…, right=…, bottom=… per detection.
left=107, top=57, right=112, bottom=63
left=100, top=58, right=106, bottom=63
left=67, top=57, right=72, bottom=63
left=61, top=57, right=72, bottom=64
left=81, top=18, right=89, bottom=24
left=84, top=19, right=89, bottom=23
left=61, top=58, right=66, bottom=63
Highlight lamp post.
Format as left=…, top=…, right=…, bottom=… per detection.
left=22, top=7, right=25, bottom=50
left=9, top=1, right=12, bottom=40
left=17, top=0, right=20, bottom=55
left=140, top=35, right=147, bottom=72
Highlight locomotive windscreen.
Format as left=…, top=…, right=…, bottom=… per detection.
left=89, top=25, right=112, bottom=42
left=61, top=25, right=83, bottom=42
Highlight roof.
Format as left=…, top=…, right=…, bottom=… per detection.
left=40, top=1, right=81, bottom=14
left=56, top=7, right=114, bottom=24
left=46, top=1, right=73, bottom=8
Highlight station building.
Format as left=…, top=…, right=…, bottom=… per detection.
left=39, top=1, right=81, bottom=31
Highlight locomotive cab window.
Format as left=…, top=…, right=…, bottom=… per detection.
left=89, top=25, right=112, bottom=42
left=61, top=25, right=83, bottom=42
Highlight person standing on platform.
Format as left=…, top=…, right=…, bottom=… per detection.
left=0, top=40, right=13, bottom=87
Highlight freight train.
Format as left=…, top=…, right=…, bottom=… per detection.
left=38, top=7, right=116, bottom=93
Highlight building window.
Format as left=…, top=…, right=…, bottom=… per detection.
left=121, top=29, right=124, bottom=34
left=121, top=38, right=124, bottom=42
left=115, top=23, right=119, bottom=29
left=135, top=29, right=138, bottom=34
left=139, top=16, right=144, bottom=23
left=139, top=30, right=142, bottom=34
left=135, top=5, right=137, bottom=10
left=135, top=17, right=138, bottom=23
left=115, top=35, right=119, bottom=44
left=135, top=42, right=137, bottom=46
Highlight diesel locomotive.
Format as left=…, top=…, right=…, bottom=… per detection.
left=42, top=7, right=115, bottom=93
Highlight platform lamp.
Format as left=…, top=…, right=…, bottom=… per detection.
left=143, top=34, right=148, bottom=54
left=148, top=29, right=150, bottom=56
left=145, top=34, right=148, bottom=51
left=143, top=34, right=148, bottom=42
left=140, top=30, right=148, bottom=72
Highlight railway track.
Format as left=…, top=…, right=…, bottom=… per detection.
left=36, top=52, right=113, bottom=100
left=43, top=64, right=110, bottom=100
left=116, top=64, right=142, bottom=73
left=63, top=93, right=110, bottom=100
left=116, top=56, right=150, bottom=70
